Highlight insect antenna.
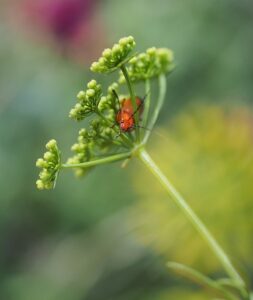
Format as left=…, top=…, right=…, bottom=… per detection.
left=112, top=89, right=121, bottom=109
left=133, top=125, right=151, bottom=131
left=130, top=90, right=150, bottom=118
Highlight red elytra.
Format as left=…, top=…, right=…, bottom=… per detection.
left=116, top=97, right=143, bottom=132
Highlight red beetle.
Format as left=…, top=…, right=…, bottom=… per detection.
left=116, top=97, right=143, bottom=132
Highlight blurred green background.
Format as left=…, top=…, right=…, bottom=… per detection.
left=0, top=0, right=253, bottom=299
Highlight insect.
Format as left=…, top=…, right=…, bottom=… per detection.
left=113, top=90, right=144, bottom=132
left=116, top=97, right=144, bottom=132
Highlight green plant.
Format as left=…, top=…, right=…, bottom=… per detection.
left=36, top=36, right=250, bottom=300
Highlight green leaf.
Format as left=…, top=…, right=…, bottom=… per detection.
left=167, top=262, right=239, bottom=300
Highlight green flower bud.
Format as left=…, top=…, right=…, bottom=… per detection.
left=44, top=182, right=54, bottom=190
left=86, top=89, right=95, bottom=98
left=69, top=108, right=77, bottom=118
left=87, top=79, right=97, bottom=89
left=112, top=44, right=121, bottom=55
left=77, top=91, right=85, bottom=100
left=39, top=169, right=51, bottom=181
left=46, top=139, right=57, bottom=150
left=71, top=143, right=79, bottom=152
left=36, top=158, right=46, bottom=168
left=44, top=151, right=53, bottom=161
left=75, top=103, right=82, bottom=110
left=119, top=37, right=129, bottom=47
left=102, top=48, right=111, bottom=59
left=36, top=179, right=44, bottom=190
left=77, top=136, right=84, bottom=143
left=79, top=128, right=88, bottom=137
left=146, top=47, right=156, bottom=56
left=104, top=127, right=113, bottom=135
left=98, top=96, right=108, bottom=112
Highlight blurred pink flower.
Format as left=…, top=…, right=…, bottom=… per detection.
left=8, top=0, right=106, bottom=63
left=25, top=0, right=94, bottom=42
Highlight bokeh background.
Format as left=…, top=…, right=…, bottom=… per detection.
left=0, top=0, right=253, bottom=299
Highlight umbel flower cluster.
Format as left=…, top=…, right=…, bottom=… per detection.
left=36, top=139, right=60, bottom=190
left=35, top=35, right=251, bottom=300
left=91, top=36, right=136, bottom=73
left=36, top=36, right=174, bottom=190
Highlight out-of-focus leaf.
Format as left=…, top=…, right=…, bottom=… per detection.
left=167, top=262, right=238, bottom=300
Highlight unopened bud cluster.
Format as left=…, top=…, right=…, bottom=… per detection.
left=119, top=47, right=174, bottom=83
left=36, top=35, right=174, bottom=190
left=66, top=129, right=93, bottom=177
left=90, top=36, right=136, bottom=73
left=98, top=82, right=119, bottom=116
left=67, top=117, right=120, bottom=177
left=36, top=139, right=60, bottom=190
left=66, top=79, right=129, bottom=178
left=69, top=80, right=102, bottom=120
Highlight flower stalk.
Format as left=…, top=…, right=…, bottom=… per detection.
left=143, top=74, right=166, bottom=144
left=61, top=151, right=131, bottom=169
left=138, top=149, right=248, bottom=298
left=35, top=35, right=250, bottom=299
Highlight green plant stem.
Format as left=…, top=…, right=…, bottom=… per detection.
left=61, top=151, right=131, bottom=169
left=138, top=148, right=247, bottom=295
left=120, top=64, right=140, bottom=142
left=143, top=74, right=166, bottom=144
left=142, top=79, right=151, bottom=132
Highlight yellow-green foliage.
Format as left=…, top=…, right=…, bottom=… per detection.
left=131, top=103, right=253, bottom=274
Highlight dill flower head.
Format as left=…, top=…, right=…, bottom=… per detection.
left=36, top=139, right=60, bottom=190
left=90, top=36, right=136, bottom=73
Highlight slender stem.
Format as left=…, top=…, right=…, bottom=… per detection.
left=61, top=151, right=131, bottom=169
left=138, top=149, right=246, bottom=292
left=120, top=64, right=140, bottom=142
left=143, top=74, right=167, bottom=144
left=142, top=79, right=151, bottom=134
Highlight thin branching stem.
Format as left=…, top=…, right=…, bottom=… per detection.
left=62, top=151, right=131, bottom=169
left=143, top=74, right=166, bottom=144
left=141, top=79, right=151, bottom=137
left=138, top=149, right=247, bottom=298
